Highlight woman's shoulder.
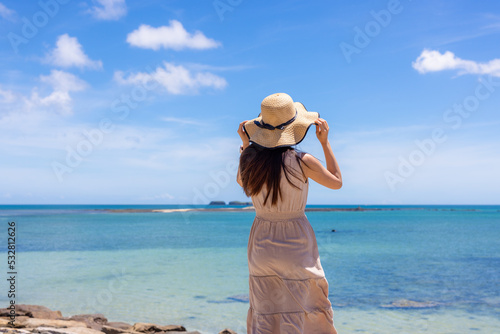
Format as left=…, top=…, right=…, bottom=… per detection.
left=292, top=150, right=321, bottom=173
left=289, top=148, right=313, bottom=161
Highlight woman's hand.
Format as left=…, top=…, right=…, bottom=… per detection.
left=238, top=120, right=250, bottom=148
left=314, top=118, right=330, bottom=146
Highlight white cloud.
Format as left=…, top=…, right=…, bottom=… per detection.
left=0, top=71, right=87, bottom=120
left=40, top=70, right=88, bottom=92
left=114, top=62, right=227, bottom=95
left=0, top=2, right=15, bottom=21
left=126, top=20, right=221, bottom=51
left=88, top=0, right=126, bottom=20
left=36, top=91, right=73, bottom=114
left=46, top=34, right=102, bottom=70
left=413, top=49, right=500, bottom=77
left=0, top=87, right=16, bottom=103
left=161, top=117, right=203, bottom=126
left=30, top=70, right=88, bottom=115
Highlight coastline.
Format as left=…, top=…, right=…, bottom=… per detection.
left=0, top=305, right=236, bottom=334
left=4, top=303, right=500, bottom=334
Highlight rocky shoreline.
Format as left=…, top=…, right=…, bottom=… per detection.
left=0, top=305, right=237, bottom=334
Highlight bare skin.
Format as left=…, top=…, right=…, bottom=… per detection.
left=237, top=118, right=342, bottom=189
left=237, top=120, right=250, bottom=151
left=301, top=118, right=343, bottom=189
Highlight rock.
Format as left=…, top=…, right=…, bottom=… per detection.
left=68, top=314, right=107, bottom=325
left=34, top=326, right=104, bottom=334
left=19, top=319, right=87, bottom=329
left=381, top=299, right=439, bottom=308
left=67, top=314, right=107, bottom=330
left=219, top=329, right=238, bottom=334
left=0, top=328, right=32, bottom=334
left=101, top=325, right=132, bottom=334
left=18, top=305, right=63, bottom=320
left=33, top=328, right=69, bottom=334
left=105, top=322, right=132, bottom=330
left=100, top=325, right=142, bottom=334
left=132, top=323, right=186, bottom=333
left=161, top=325, right=187, bottom=332
left=0, top=308, right=28, bottom=318
left=0, top=316, right=30, bottom=327
left=0, top=304, right=62, bottom=320
left=226, top=294, right=249, bottom=303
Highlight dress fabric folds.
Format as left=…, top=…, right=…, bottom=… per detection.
left=243, top=150, right=338, bottom=334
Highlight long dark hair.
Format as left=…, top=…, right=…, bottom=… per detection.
left=239, top=144, right=310, bottom=206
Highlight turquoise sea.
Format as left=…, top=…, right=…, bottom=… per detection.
left=1, top=205, right=499, bottom=333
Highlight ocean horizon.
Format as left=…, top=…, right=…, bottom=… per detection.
left=1, top=204, right=499, bottom=333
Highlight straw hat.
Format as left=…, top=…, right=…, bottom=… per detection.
left=243, top=93, right=319, bottom=148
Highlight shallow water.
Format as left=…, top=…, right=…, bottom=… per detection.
left=1, top=205, right=499, bottom=333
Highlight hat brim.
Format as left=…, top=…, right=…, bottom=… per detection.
left=242, top=102, right=319, bottom=149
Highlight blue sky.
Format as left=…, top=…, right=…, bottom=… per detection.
left=0, top=0, right=499, bottom=205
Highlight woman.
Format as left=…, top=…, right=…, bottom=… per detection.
left=237, top=93, right=342, bottom=333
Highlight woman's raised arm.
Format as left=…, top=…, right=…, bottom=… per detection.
left=301, top=118, right=342, bottom=189
left=236, top=120, right=249, bottom=188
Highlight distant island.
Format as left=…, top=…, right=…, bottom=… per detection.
left=208, top=201, right=226, bottom=205
left=209, top=201, right=253, bottom=206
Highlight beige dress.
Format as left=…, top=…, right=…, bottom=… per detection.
left=239, top=149, right=338, bottom=334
